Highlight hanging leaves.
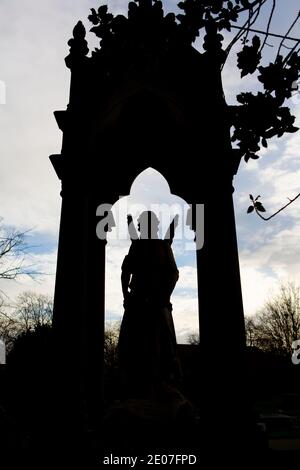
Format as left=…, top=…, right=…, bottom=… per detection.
left=258, top=53, right=300, bottom=104
left=81, top=0, right=300, bottom=169
left=237, top=35, right=261, bottom=77
left=247, top=195, right=266, bottom=215
left=255, top=201, right=266, bottom=212
left=231, top=92, right=299, bottom=162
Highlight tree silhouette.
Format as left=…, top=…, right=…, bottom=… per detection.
left=0, top=218, right=33, bottom=282
left=64, top=0, right=300, bottom=220
left=104, top=321, right=120, bottom=370
left=14, top=291, right=53, bottom=333
left=81, top=1, right=300, bottom=164
left=245, top=283, right=300, bottom=355
left=0, top=292, right=53, bottom=352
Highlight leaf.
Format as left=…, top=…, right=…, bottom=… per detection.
left=88, top=10, right=99, bottom=25
left=237, top=35, right=262, bottom=77
left=249, top=194, right=254, bottom=201
left=252, top=35, right=261, bottom=50
left=255, top=202, right=266, bottom=213
left=262, top=137, right=268, bottom=148
left=90, top=26, right=103, bottom=37
left=255, top=195, right=261, bottom=201
left=98, top=5, right=108, bottom=15
left=247, top=205, right=254, bottom=214
left=265, top=128, right=278, bottom=139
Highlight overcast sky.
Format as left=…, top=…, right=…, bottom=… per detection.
left=0, top=1, right=300, bottom=343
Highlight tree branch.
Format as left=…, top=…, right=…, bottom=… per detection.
left=260, top=0, right=276, bottom=52
left=278, top=10, right=300, bottom=58
left=254, top=192, right=300, bottom=221
left=231, top=25, right=300, bottom=43
left=222, top=0, right=268, bottom=68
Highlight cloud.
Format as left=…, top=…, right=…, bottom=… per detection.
left=233, top=99, right=300, bottom=317
left=171, top=293, right=199, bottom=344
left=238, top=218, right=300, bottom=315
left=106, top=242, right=130, bottom=322
left=1, top=0, right=300, bottom=343
left=0, top=250, right=57, bottom=301
left=175, top=265, right=198, bottom=291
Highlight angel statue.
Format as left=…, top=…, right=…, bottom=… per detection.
left=118, top=211, right=181, bottom=398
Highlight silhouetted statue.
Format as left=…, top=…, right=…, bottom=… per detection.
left=118, top=211, right=181, bottom=397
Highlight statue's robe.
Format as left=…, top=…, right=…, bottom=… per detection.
left=118, top=239, right=181, bottom=396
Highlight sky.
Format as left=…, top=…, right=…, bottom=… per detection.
left=0, top=0, right=300, bottom=343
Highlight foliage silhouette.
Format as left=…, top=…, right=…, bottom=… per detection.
left=65, top=0, right=300, bottom=165
left=245, top=283, right=300, bottom=355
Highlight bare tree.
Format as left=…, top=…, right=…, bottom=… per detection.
left=186, top=333, right=200, bottom=345
left=14, top=292, right=53, bottom=333
left=245, top=283, right=300, bottom=355
left=104, top=321, right=121, bottom=370
left=245, top=316, right=258, bottom=347
left=0, top=292, right=53, bottom=352
left=0, top=297, right=19, bottom=352
left=0, top=218, right=35, bottom=282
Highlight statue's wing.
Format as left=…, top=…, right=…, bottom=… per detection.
left=127, top=214, right=138, bottom=242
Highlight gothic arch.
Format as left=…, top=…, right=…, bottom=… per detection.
left=105, top=167, right=199, bottom=343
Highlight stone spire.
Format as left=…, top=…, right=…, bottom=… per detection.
left=65, top=21, right=89, bottom=69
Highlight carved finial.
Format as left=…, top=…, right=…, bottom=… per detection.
left=65, top=21, right=89, bottom=69
left=203, top=20, right=226, bottom=63
left=73, top=21, right=86, bottom=40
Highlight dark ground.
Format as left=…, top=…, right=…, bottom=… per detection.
left=1, top=345, right=300, bottom=466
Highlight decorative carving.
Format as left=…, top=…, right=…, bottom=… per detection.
left=87, top=1, right=180, bottom=59
left=64, top=1, right=241, bottom=76
left=65, top=21, right=89, bottom=69
left=84, top=0, right=242, bottom=63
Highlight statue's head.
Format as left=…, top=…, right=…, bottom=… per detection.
left=137, top=211, right=159, bottom=239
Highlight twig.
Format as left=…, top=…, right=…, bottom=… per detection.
left=260, top=0, right=276, bottom=52
left=236, top=0, right=267, bottom=14
left=282, top=44, right=294, bottom=50
left=255, top=192, right=300, bottom=221
left=222, top=0, right=268, bottom=69
left=231, top=25, right=300, bottom=43
left=283, top=38, right=300, bottom=68
left=278, top=11, right=300, bottom=57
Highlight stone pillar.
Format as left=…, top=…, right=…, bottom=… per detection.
left=192, top=180, right=247, bottom=448
left=51, top=179, right=112, bottom=431
left=82, top=195, right=114, bottom=428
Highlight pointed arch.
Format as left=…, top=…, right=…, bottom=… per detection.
left=105, top=167, right=199, bottom=344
